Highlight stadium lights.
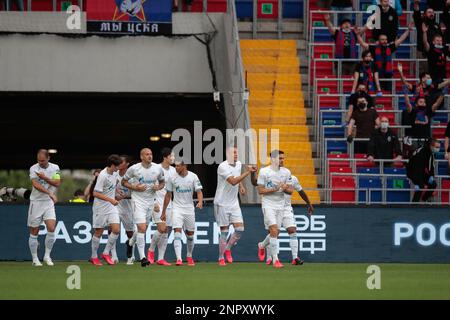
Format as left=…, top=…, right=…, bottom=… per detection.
left=161, top=133, right=171, bottom=139
left=48, top=149, right=58, bottom=154
left=150, top=136, right=160, bottom=142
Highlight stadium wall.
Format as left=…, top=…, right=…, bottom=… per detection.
left=0, top=13, right=229, bottom=93
left=1, top=204, right=449, bottom=263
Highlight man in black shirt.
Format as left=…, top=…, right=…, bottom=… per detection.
left=423, top=25, right=450, bottom=84
left=351, top=51, right=382, bottom=95
left=367, top=116, right=402, bottom=165
left=414, top=0, right=443, bottom=53
left=372, top=0, right=399, bottom=43
left=406, top=139, right=441, bottom=202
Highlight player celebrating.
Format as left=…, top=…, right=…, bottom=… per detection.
left=28, top=149, right=61, bottom=266
left=112, top=154, right=137, bottom=265
left=162, top=159, right=203, bottom=266
left=256, top=150, right=293, bottom=268
left=258, top=174, right=314, bottom=265
left=122, top=148, right=165, bottom=267
left=214, top=146, right=256, bottom=266
left=147, top=148, right=176, bottom=266
left=90, top=154, right=122, bottom=266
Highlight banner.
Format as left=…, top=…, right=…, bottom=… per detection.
left=0, top=204, right=449, bottom=262
left=86, top=0, right=172, bottom=35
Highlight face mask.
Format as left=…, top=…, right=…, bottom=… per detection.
left=435, top=44, right=443, bottom=49
left=433, top=147, right=440, bottom=154
left=357, top=103, right=367, bottom=110
left=425, top=79, right=432, bottom=86
left=342, top=28, right=351, bottom=34
left=381, top=122, right=389, bottom=129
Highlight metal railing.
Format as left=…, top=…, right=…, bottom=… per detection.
left=251, top=0, right=284, bottom=39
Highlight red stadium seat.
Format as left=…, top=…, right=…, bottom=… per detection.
left=328, top=153, right=350, bottom=167
left=442, top=180, right=450, bottom=203
left=331, top=177, right=356, bottom=203
left=355, top=153, right=375, bottom=168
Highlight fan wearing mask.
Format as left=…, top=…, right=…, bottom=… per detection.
left=406, top=139, right=441, bottom=202
left=347, top=96, right=381, bottom=154
left=413, top=0, right=444, bottom=54
left=351, top=51, right=382, bottom=97
left=367, top=117, right=402, bottom=165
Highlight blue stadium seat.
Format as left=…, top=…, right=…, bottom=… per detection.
left=283, top=0, right=303, bottom=19
left=357, top=167, right=380, bottom=174
left=358, top=177, right=382, bottom=203
left=327, top=140, right=348, bottom=153
left=314, top=29, right=332, bottom=42
left=438, top=161, right=449, bottom=175
left=236, top=0, right=252, bottom=19
left=386, top=177, right=411, bottom=202
left=383, top=167, right=406, bottom=175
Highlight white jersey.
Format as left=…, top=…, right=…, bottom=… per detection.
left=29, top=162, right=60, bottom=201
left=93, top=168, right=119, bottom=213
left=123, top=162, right=165, bottom=206
left=257, top=165, right=292, bottom=209
left=214, top=160, right=242, bottom=207
left=166, top=171, right=203, bottom=210
left=116, top=173, right=132, bottom=211
left=155, top=164, right=176, bottom=209
left=284, top=175, right=303, bottom=207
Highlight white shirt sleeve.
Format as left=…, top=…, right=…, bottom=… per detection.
left=256, top=169, right=266, bottom=186
left=94, top=172, right=105, bottom=193
left=29, top=166, right=38, bottom=180
left=193, top=174, right=203, bottom=191
left=218, top=163, right=233, bottom=181
left=123, top=165, right=134, bottom=181
left=165, top=176, right=173, bottom=192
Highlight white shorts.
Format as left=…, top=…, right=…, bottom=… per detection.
left=281, top=207, right=296, bottom=229
left=27, top=200, right=56, bottom=228
left=214, top=204, right=243, bottom=227
left=92, top=206, right=120, bottom=229
left=132, top=200, right=154, bottom=225
left=117, top=200, right=134, bottom=232
left=172, top=207, right=195, bottom=232
left=262, top=207, right=284, bottom=229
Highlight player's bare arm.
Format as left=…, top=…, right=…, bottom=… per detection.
left=93, top=191, right=119, bottom=206
left=161, top=191, right=172, bottom=221
left=35, top=171, right=61, bottom=187
left=196, top=190, right=203, bottom=209
left=121, top=178, right=147, bottom=192
left=257, top=185, right=278, bottom=195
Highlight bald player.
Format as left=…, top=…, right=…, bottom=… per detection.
left=28, top=149, right=61, bottom=266
left=122, top=148, right=165, bottom=267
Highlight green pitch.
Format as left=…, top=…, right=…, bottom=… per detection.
left=0, top=262, right=449, bottom=299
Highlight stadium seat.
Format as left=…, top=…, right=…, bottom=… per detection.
left=442, top=180, right=450, bottom=203
left=358, top=177, right=382, bottom=203
left=386, top=178, right=411, bottom=203
left=357, top=167, right=380, bottom=174
left=331, top=177, right=356, bottom=203
left=328, top=153, right=350, bottom=168
left=355, top=153, right=375, bottom=168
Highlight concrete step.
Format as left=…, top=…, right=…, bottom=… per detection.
left=239, top=32, right=302, bottom=40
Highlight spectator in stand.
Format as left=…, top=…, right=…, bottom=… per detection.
left=324, top=14, right=358, bottom=75
left=351, top=50, right=382, bottom=96
left=372, top=0, right=402, bottom=16
left=346, top=83, right=375, bottom=123
left=3, top=0, right=23, bottom=11
left=445, top=120, right=450, bottom=173
left=84, top=169, right=101, bottom=203
left=414, top=0, right=444, bottom=54
left=398, top=63, right=450, bottom=107
left=367, top=116, right=403, bottom=165
left=422, top=24, right=450, bottom=84
left=329, top=0, right=354, bottom=24
left=69, top=189, right=87, bottom=203
left=369, top=0, right=399, bottom=43
left=347, top=95, right=381, bottom=153
left=357, top=24, right=413, bottom=92
left=406, top=138, right=441, bottom=202
left=404, top=89, right=444, bottom=140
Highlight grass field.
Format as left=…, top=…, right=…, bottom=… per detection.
left=0, top=262, right=449, bottom=299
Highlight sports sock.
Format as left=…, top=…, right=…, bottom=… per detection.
left=129, top=231, right=137, bottom=246
left=29, top=234, right=39, bottom=261
left=149, top=230, right=162, bottom=252
left=157, top=232, right=169, bottom=261
left=186, top=234, right=195, bottom=258
left=219, top=230, right=228, bottom=259
left=136, top=232, right=146, bottom=260
left=269, top=237, right=279, bottom=263
left=91, top=235, right=100, bottom=259
left=226, top=227, right=244, bottom=250
left=103, top=232, right=119, bottom=256
left=289, top=233, right=298, bottom=260
left=44, top=232, right=55, bottom=259
left=174, top=232, right=182, bottom=261
left=261, top=234, right=271, bottom=248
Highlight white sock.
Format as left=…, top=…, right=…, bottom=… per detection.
left=103, top=233, right=119, bottom=256
left=44, top=232, right=55, bottom=259
left=289, top=233, right=298, bottom=260
left=186, top=234, right=195, bottom=258
left=111, top=240, right=118, bottom=260
left=129, top=231, right=137, bottom=246
left=91, top=235, right=100, bottom=259
left=173, top=232, right=182, bottom=261
left=266, top=244, right=272, bottom=262
left=226, top=227, right=243, bottom=250
left=136, top=232, right=146, bottom=260
left=219, top=231, right=228, bottom=259
left=269, top=237, right=279, bottom=263
left=29, top=234, right=39, bottom=261
left=149, top=230, right=162, bottom=252
left=261, top=234, right=271, bottom=248
left=157, top=232, right=169, bottom=261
